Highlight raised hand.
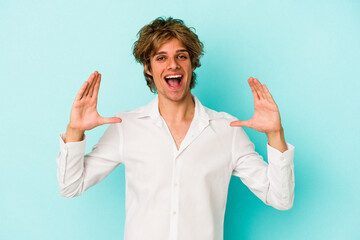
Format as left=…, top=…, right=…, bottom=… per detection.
left=65, top=71, right=122, bottom=142
left=230, top=77, right=288, bottom=152
left=230, top=77, right=282, bottom=134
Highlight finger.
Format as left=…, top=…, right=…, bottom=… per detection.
left=92, top=73, right=101, bottom=101
left=99, top=117, right=122, bottom=125
left=76, top=81, right=89, bottom=101
left=230, top=120, right=251, bottom=128
left=87, top=72, right=99, bottom=99
left=254, top=78, right=266, bottom=99
left=83, top=72, right=97, bottom=97
left=263, top=84, right=275, bottom=103
left=248, top=77, right=260, bottom=102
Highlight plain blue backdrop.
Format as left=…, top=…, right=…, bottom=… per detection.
left=0, top=0, right=359, bottom=239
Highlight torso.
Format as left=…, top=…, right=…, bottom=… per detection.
left=158, top=94, right=195, bottom=150
left=166, top=121, right=192, bottom=150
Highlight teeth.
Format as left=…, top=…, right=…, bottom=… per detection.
left=165, top=75, right=182, bottom=79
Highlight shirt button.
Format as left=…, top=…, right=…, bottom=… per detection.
left=280, top=156, right=285, bottom=161
left=174, top=183, right=178, bottom=187
left=173, top=211, right=176, bottom=215
left=282, top=183, right=286, bottom=188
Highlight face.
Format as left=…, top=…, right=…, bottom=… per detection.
left=145, top=38, right=194, bottom=103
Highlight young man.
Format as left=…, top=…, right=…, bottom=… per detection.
left=57, top=17, right=295, bottom=240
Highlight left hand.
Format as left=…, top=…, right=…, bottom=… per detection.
left=230, top=77, right=282, bottom=134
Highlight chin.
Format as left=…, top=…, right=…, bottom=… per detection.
left=167, top=90, right=192, bottom=102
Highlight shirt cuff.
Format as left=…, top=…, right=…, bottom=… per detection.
left=59, top=132, right=86, bottom=147
left=267, top=143, right=295, bottom=166
left=58, top=132, right=87, bottom=183
left=59, top=132, right=87, bottom=164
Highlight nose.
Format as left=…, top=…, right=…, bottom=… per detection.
left=167, top=56, right=180, bottom=70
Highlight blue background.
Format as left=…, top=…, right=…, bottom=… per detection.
left=1, top=0, right=359, bottom=239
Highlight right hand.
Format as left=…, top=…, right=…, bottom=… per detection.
left=66, top=71, right=122, bottom=141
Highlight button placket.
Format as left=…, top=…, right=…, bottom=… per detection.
left=169, top=150, right=180, bottom=240
left=172, top=154, right=180, bottom=214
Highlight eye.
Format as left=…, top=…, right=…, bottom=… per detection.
left=156, top=56, right=166, bottom=61
left=178, top=55, right=188, bottom=59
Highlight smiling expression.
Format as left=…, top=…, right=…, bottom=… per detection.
left=145, top=38, right=195, bottom=103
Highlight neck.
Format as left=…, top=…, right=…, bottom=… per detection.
left=158, top=92, right=195, bottom=123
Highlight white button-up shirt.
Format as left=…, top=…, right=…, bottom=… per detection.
left=56, top=95, right=295, bottom=240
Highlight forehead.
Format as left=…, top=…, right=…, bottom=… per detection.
left=154, top=38, right=188, bottom=54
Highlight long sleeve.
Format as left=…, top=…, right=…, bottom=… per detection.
left=231, top=127, right=295, bottom=210
left=56, top=122, right=123, bottom=198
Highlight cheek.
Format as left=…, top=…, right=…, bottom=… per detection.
left=152, top=64, right=164, bottom=76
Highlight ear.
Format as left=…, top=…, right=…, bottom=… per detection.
left=144, top=63, right=152, bottom=76
left=191, top=62, right=196, bottom=72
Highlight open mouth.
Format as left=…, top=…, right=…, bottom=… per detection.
left=164, top=74, right=183, bottom=89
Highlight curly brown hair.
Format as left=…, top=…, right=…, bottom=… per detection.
left=132, top=17, right=204, bottom=93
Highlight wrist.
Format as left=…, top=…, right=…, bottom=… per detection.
left=265, top=127, right=284, bottom=139
left=65, top=124, right=85, bottom=143
left=266, top=127, right=288, bottom=153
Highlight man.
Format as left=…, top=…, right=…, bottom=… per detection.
left=57, top=17, right=295, bottom=240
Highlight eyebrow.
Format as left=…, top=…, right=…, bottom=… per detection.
left=154, top=49, right=189, bottom=56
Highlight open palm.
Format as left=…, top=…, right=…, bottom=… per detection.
left=230, top=77, right=282, bottom=133
left=68, top=71, right=122, bottom=131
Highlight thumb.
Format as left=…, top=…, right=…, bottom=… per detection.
left=230, top=120, right=250, bottom=128
left=99, top=117, right=122, bottom=125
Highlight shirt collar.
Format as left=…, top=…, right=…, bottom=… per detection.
left=136, top=95, right=210, bottom=127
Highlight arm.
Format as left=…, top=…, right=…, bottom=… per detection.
left=56, top=71, right=123, bottom=197
left=230, top=77, right=295, bottom=210
left=57, top=122, right=123, bottom=198
left=231, top=127, right=295, bottom=210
